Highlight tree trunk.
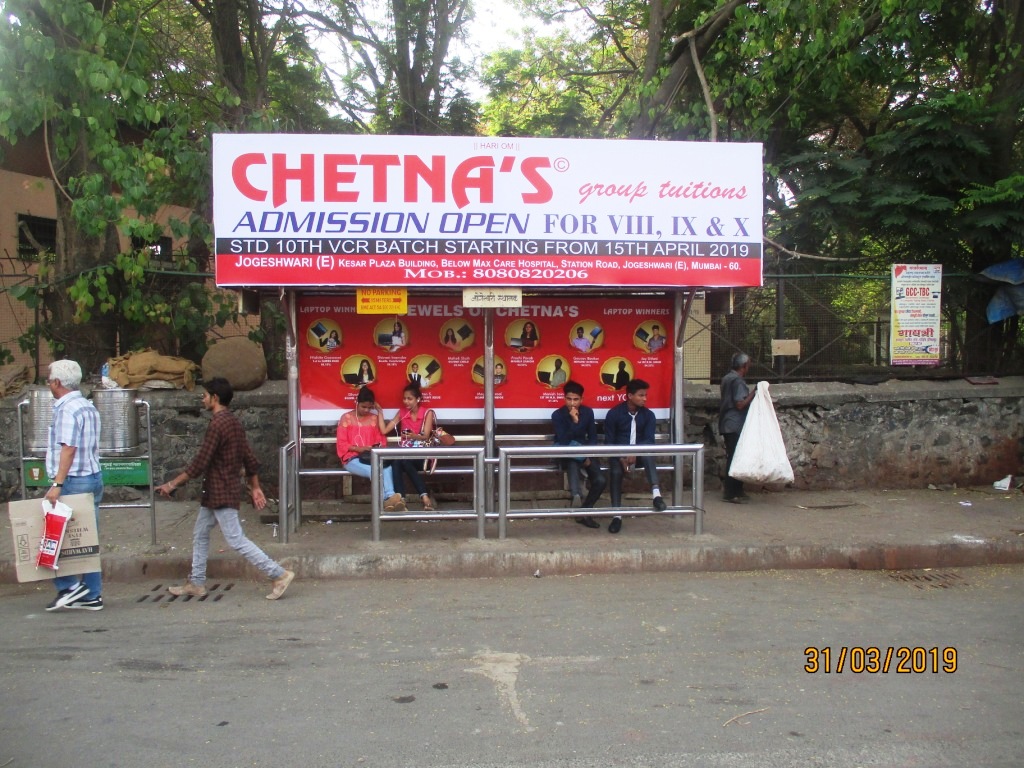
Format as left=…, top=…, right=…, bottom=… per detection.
left=47, top=125, right=119, bottom=376
left=629, top=0, right=747, bottom=138
left=962, top=0, right=1024, bottom=373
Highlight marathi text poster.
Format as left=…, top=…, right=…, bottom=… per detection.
left=298, top=295, right=674, bottom=424
left=890, top=264, right=942, bottom=365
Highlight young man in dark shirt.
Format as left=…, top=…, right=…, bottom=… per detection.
left=551, top=381, right=606, bottom=529
left=604, top=378, right=666, bottom=533
left=157, top=378, right=294, bottom=600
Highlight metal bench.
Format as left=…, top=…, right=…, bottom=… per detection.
left=496, top=443, right=705, bottom=539
left=278, top=421, right=700, bottom=543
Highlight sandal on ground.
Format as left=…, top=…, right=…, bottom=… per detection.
left=422, top=496, right=435, bottom=511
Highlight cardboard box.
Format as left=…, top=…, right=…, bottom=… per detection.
left=7, top=494, right=101, bottom=583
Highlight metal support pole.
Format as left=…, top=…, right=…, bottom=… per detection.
left=483, top=307, right=495, bottom=516
left=17, top=399, right=29, bottom=502
left=672, top=290, right=695, bottom=507
left=775, top=275, right=786, bottom=379
left=370, top=450, right=382, bottom=542
left=497, top=450, right=509, bottom=539
left=136, top=399, right=156, bottom=546
left=476, top=450, right=486, bottom=539
left=285, top=290, right=301, bottom=533
left=692, top=447, right=705, bottom=535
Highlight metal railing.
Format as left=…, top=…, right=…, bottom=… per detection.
left=286, top=431, right=697, bottom=542
left=496, top=443, right=705, bottom=539
left=369, top=446, right=487, bottom=541
left=277, top=440, right=300, bottom=543
left=17, top=397, right=158, bottom=545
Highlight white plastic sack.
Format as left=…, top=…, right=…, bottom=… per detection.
left=729, top=381, right=794, bottom=484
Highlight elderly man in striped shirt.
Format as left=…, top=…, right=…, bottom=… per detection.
left=44, top=359, right=105, bottom=612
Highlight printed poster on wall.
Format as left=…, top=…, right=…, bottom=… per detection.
left=890, top=264, right=942, bottom=366
left=299, top=295, right=674, bottom=425
left=213, top=134, right=764, bottom=289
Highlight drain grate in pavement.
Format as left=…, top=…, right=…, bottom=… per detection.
left=137, top=583, right=234, bottom=603
left=888, top=570, right=967, bottom=589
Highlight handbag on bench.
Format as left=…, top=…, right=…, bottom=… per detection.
left=430, top=425, right=456, bottom=447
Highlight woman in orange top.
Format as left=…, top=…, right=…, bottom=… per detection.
left=336, top=387, right=406, bottom=511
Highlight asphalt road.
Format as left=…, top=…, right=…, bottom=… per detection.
left=1, top=566, right=1021, bottom=768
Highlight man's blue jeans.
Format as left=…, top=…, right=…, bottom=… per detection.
left=188, top=506, right=285, bottom=586
left=53, top=472, right=103, bottom=599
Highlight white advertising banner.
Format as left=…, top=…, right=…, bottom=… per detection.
left=212, top=134, right=764, bottom=289
left=890, top=264, right=943, bottom=365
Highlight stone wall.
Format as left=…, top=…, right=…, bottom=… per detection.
left=685, top=377, right=1024, bottom=490
left=2, top=377, right=1021, bottom=502
left=0, top=385, right=288, bottom=503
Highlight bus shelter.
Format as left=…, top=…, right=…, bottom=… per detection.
left=212, top=134, right=764, bottom=539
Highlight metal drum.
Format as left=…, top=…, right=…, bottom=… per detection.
left=24, top=387, right=54, bottom=457
left=92, top=388, right=140, bottom=455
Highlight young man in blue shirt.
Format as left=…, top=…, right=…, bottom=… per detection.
left=551, top=381, right=606, bottom=529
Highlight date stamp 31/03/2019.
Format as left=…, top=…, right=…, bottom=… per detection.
left=804, top=646, right=957, bottom=674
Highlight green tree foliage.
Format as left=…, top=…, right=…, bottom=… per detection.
left=3, top=0, right=1021, bottom=376
left=1, top=0, right=181, bottom=371
left=481, top=0, right=1024, bottom=371
left=478, top=0, right=647, bottom=136
left=303, top=0, right=479, bottom=135
left=479, top=32, right=617, bottom=136
left=0, top=0, right=346, bottom=374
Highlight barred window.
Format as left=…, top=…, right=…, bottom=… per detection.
left=17, top=215, right=57, bottom=260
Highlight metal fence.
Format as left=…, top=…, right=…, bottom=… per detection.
left=699, top=274, right=1024, bottom=383
left=5, top=266, right=1022, bottom=384
left=0, top=256, right=259, bottom=382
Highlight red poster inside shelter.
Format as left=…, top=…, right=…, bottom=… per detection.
left=298, top=295, right=674, bottom=425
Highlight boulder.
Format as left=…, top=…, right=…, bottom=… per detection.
left=202, top=337, right=267, bottom=391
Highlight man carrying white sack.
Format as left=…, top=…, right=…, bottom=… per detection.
left=719, top=352, right=756, bottom=504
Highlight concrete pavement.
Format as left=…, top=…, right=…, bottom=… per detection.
left=3, top=484, right=1023, bottom=585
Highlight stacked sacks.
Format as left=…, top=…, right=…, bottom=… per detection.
left=0, top=364, right=30, bottom=397
left=108, top=349, right=199, bottom=390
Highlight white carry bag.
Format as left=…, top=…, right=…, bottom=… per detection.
left=728, top=381, right=794, bottom=484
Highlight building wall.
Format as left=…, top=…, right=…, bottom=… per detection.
left=0, top=168, right=258, bottom=383
left=0, top=170, right=55, bottom=375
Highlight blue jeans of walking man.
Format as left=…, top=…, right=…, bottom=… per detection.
left=188, top=506, right=286, bottom=586
left=53, top=472, right=103, bottom=599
